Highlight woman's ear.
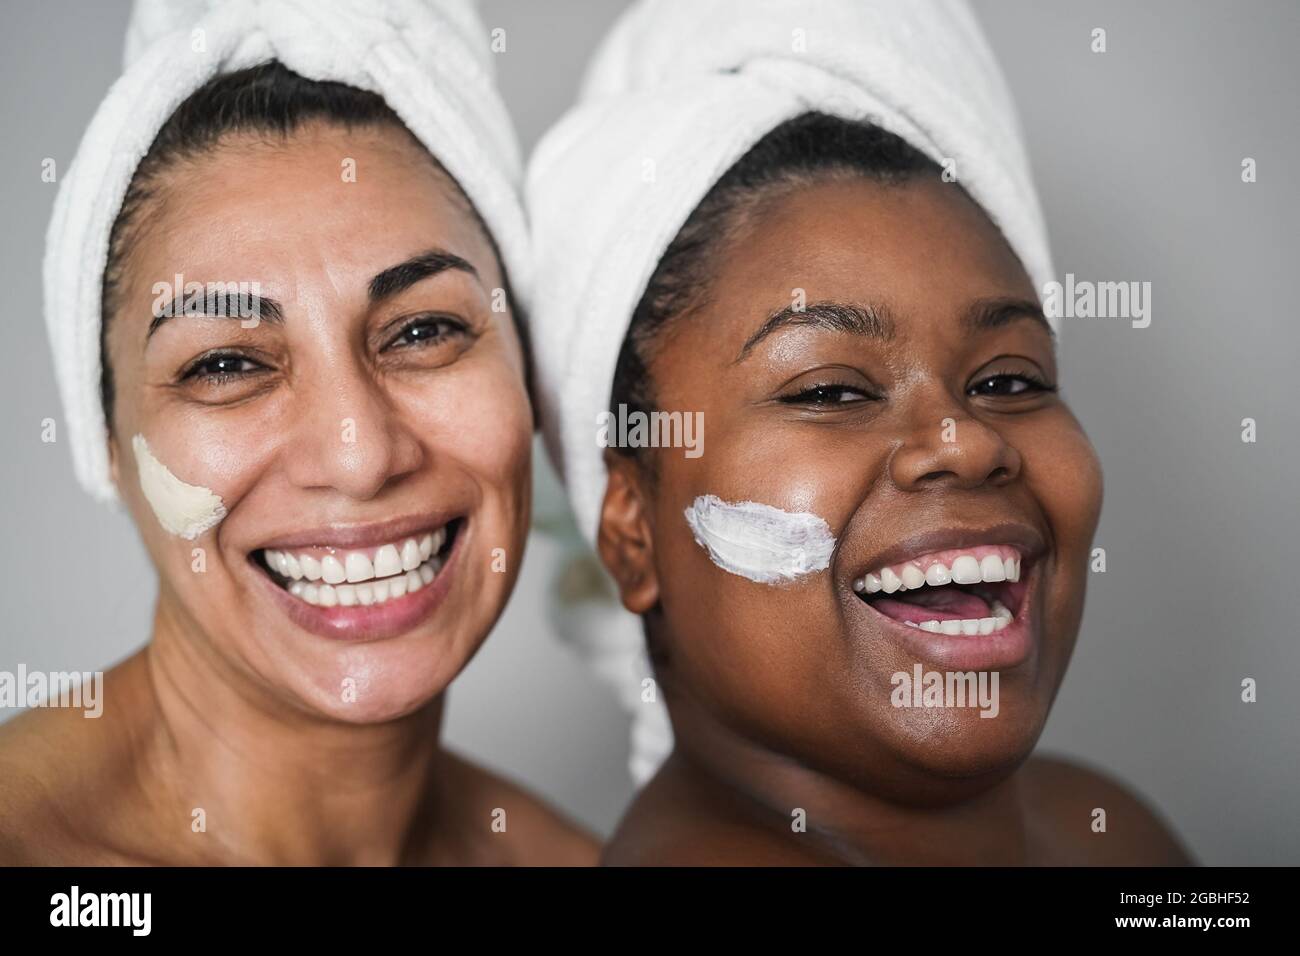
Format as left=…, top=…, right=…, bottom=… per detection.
left=597, top=449, right=659, bottom=614
left=107, top=432, right=122, bottom=493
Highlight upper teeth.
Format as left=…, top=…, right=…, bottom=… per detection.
left=853, top=549, right=1021, bottom=595
left=264, top=528, right=444, bottom=586
left=287, top=559, right=437, bottom=608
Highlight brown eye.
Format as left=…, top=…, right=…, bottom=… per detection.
left=967, top=373, right=1054, bottom=397
left=780, top=383, right=876, bottom=406
left=384, top=315, right=468, bottom=350
left=181, top=352, right=264, bottom=383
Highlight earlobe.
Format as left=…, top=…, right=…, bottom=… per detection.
left=596, top=450, right=660, bottom=614
left=107, top=433, right=121, bottom=493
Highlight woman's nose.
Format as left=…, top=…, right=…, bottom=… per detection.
left=886, top=396, right=1021, bottom=493
left=282, top=362, right=425, bottom=501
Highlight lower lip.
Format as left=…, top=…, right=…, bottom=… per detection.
left=853, top=563, right=1040, bottom=671
left=252, top=527, right=464, bottom=643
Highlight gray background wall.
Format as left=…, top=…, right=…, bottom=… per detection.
left=1, top=1, right=1295, bottom=864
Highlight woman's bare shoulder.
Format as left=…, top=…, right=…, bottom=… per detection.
left=435, top=748, right=600, bottom=866
left=1021, top=752, right=1195, bottom=865
left=0, top=653, right=159, bottom=864
left=0, top=704, right=126, bottom=864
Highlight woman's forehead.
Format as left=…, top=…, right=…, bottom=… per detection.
left=684, top=178, right=1037, bottom=352
left=119, top=127, right=498, bottom=310
left=719, top=178, right=1032, bottom=300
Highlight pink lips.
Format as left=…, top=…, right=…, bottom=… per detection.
left=855, top=558, right=1040, bottom=671
left=254, top=521, right=464, bottom=643
left=846, top=523, right=1048, bottom=671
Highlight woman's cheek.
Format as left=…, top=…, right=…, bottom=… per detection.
left=122, top=404, right=275, bottom=551
left=1041, top=413, right=1104, bottom=549
left=414, top=357, right=533, bottom=486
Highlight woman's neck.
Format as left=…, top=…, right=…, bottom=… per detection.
left=666, top=696, right=1037, bottom=866
left=134, top=597, right=448, bottom=865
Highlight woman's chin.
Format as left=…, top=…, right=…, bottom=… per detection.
left=883, top=708, right=1047, bottom=785
left=290, top=670, right=452, bottom=724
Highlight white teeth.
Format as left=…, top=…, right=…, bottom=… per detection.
left=276, top=536, right=444, bottom=609
left=300, top=554, right=322, bottom=581
left=345, top=552, right=375, bottom=583
left=900, top=564, right=926, bottom=589
left=374, top=544, right=403, bottom=578
left=913, top=614, right=1010, bottom=636
left=950, top=555, right=981, bottom=585
left=907, top=597, right=1016, bottom=636
left=924, top=563, right=951, bottom=586
left=266, top=527, right=451, bottom=599
left=321, top=554, right=347, bottom=585
left=286, top=557, right=440, bottom=606
left=859, top=550, right=1023, bottom=596
left=980, top=555, right=1006, bottom=582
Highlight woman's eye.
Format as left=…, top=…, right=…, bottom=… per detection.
left=182, top=353, right=263, bottom=383
left=386, top=315, right=466, bottom=349
left=967, top=373, right=1055, bottom=397
left=781, top=383, right=873, bottom=406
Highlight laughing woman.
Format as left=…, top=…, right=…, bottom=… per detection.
left=528, top=0, right=1193, bottom=865
left=0, top=0, right=596, bottom=865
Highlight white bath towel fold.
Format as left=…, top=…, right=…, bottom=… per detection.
left=45, top=0, right=528, bottom=504
left=527, top=0, right=1055, bottom=785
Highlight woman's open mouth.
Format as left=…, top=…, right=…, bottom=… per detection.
left=248, top=517, right=464, bottom=641
left=254, top=518, right=460, bottom=608
left=852, top=544, right=1029, bottom=636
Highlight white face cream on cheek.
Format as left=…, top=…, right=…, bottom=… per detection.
left=683, top=494, right=836, bottom=584
left=131, top=433, right=228, bottom=540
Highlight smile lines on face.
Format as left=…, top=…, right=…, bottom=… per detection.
left=256, top=522, right=456, bottom=608
left=853, top=544, right=1026, bottom=636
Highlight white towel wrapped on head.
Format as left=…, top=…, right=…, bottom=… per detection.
left=45, top=0, right=529, bottom=504
left=527, top=0, right=1055, bottom=785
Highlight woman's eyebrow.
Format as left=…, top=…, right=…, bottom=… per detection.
left=964, top=297, right=1055, bottom=339
left=146, top=289, right=284, bottom=343
left=143, top=249, right=479, bottom=348
left=367, top=248, right=480, bottom=304
left=735, top=301, right=895, bottom=363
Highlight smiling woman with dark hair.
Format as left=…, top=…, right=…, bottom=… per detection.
left=527, top=0, right=1193, bottom=865
left=0, top=0, right=595, bottom=866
